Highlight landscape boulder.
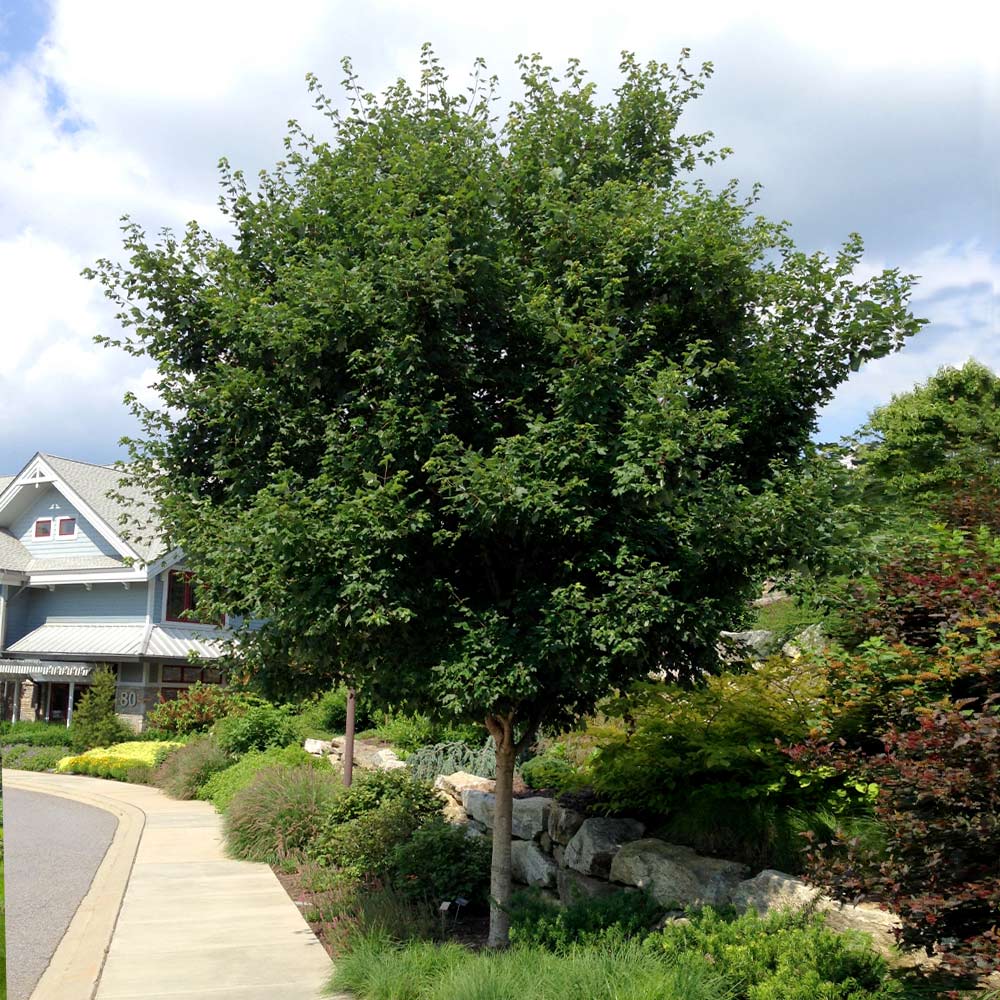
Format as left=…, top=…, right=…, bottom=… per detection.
left=718, top=629, right=781, bottom=661
left=563, top=817, right=645, bottom=879
left=556, top=868, right=626, bottom=906
left=548, top=801, right=586, bottom=845
left=370, top=748, right=407, bottom=771
left=781, top=623, right=826, bottom=659
left=511, top=840, right=559, bottom=889
left=434, top=771, right=495, bottom=806
left=303, top=738, right=333, bottom=756
left=732, top=870, right=901, bottom=960
left=460, top=792, right=552, bottom=841
left=610, top=840, right=748, bottom=907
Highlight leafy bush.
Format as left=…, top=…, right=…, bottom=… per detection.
left=370, top=713, right=485, bottom=754
left=1, top=743, right=70, bottom=771
left=198, top=745, right=319, bottom=812
left=519, top=744, right=579, bottom=792
left=68, top=668, right=134, bottom=751
left=153, top=735, right=231, bottom=799
left=325, top=768, right=442, bottom=827
left=213, top=702, right=299, bottom=755
left=405, top=740, right=496, bottom=782
left=312, top=798, right=424, bottom=876
left=0, top=721, right=78, bottom=747
left=296, top=686, right=375, bottom=737
left=509, top=888, right=662, bottom=950
left=388, top=819, right=491, bottom=905
left=58, top=740, right=182, bottom=782
left=828, top=525, right=1000, bottom=650
left=799, top=699, right=1000, bottom=977
left=145, top=683, right=251, bottom=736
left=224, top=763, right=344, bottom=862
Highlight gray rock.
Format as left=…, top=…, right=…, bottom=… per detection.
left=552, top=844, right=565, bottom=867
left=460, top=792, right=552, bottom=841
left=556, top=868, right=625, bottom=906
left=371, top=748, right=407, bottom=770
left=539, top=832, right=553, bottom=853
left=563, top=817, right=645, bottom=879
left=733, top=870, right=901, bottom=960
left=303, top=738, right=333, bottom=756
left=463, top=790, right=496, bottom=828
left=512, top=797, right=553, bottom=841
left=781, top=624, right=826, bottom=659
left=718, top=629, right=781, bottom=661
left=548, top=802, right=587, bottom=845
left=611, top=840, right=748, bottom=907
left=511, top=840, right=559, bottom=888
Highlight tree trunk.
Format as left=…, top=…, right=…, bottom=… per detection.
left=487, top=731, right=516, bottom=949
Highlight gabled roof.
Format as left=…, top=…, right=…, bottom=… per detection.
left=41, top=454, right=164, bottom=562
left=0, top=477, right=13, bottom=495
left=0, top=530, right=31, bottom=572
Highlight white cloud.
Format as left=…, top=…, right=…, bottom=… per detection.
left=0, top=0, right=996, bottom=469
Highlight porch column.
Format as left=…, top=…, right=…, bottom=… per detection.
left=12, top=680, right=21, bottom=722
left=44, top=682, right=52, bottom=722
left=66, top=680, right=76, bottom=728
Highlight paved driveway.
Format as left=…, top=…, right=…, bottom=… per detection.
left=3, top=786, right=117, bottom=1000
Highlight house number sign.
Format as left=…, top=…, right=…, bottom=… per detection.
left=118, top=689, right=139, bottom=709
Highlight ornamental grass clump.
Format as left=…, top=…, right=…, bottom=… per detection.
left=1, top=744, right=70, bottom=771
left=198, top=745, right=318, bottom=812
left=224, top=762, right=344, bottom=863
left=153, top=734, right=231, bottom=800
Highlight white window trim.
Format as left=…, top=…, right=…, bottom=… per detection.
left=33, top=517, right=54, bottom=541
left=56, top=516, right=78, bottom=539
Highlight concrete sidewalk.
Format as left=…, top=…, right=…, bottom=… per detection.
left=5, top=771, right=336, bottom=1000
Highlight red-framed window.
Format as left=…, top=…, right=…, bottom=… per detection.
left=165, top=570, right=212, bottom=624
left=161, top=665, right=224, bottom=685
left=34, top=518, right=52, bottom=538
left=58, top=516, right=77, bottom=537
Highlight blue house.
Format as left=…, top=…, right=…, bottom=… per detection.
left=0, top=453, right=227, bottom=729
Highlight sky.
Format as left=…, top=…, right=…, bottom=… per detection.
left=0, top=0, right=997, bottom=475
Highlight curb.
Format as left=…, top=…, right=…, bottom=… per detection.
left=3, top=771, right=146, bottom=1000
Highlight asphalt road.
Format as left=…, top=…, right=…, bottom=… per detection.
left=3, top=787, right=118, bottom=1000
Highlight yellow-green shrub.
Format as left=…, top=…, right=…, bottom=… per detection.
left=58, top=740, right=182, bottom=783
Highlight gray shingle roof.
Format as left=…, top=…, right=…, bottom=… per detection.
left=0, top=476, right=14, bottom=496
left=42, top=454, right=165, bottom=563
left=0, top=530, right=31, bottom=572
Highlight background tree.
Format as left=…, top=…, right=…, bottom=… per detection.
left=854, top=359, right=1000, bottom=513
left=89, top=48, right=924, bottom=946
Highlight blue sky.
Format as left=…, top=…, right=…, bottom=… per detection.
left=0, top=0, right=997, bottom=475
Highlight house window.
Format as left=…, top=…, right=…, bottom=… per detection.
left=165, top=570, right=210, bottom=624
left=34, top=518, right=52, bottom=539
left=57, top=517, right=77, bottom=537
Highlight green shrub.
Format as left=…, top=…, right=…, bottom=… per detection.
left=213, top=703, right=299, bottom=755
left=296, top=686, right=375, bottom=737
left=68, top=668, right=133, bottom=751
left=311, top=798, right=421, bottom=876
left=388, top=819, right=491, bottom=905
left=509, top=888, right=662, bottom=950
left=145, top=683, right=251, bottom=736
left=406, top=741, right=496, bottom=782
left=325, top=768, right=442, bottom=827
left=198, top=745, right=319, bottom=812
left=224, top=763, right=344, bottom=862
left=0, top=722, right=77, bottom=747
left=153, top=735, right=231, bottom=799
left=371, top=713, right=485, bottom=754
left=1, top=744, right=70, bottom=771
left=519, top=745, right=579, bottom=792
left=652, top=907, right=895, bottom=1000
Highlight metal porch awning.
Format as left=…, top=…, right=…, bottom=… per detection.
left=0, top=659, right=97, bottom=681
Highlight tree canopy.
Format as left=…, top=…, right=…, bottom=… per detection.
left=90, top=47, right=924, bottom=945
left=854, top=359, right=1000, bottom=510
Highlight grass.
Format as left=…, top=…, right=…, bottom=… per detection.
left=333, top=933, right=735, bottom=1000
left=752, top=596, right=825, bottom=639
